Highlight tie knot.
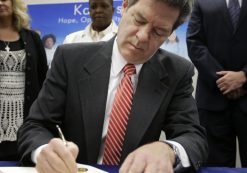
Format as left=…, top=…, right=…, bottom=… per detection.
left=123, top=64, right=136, bottom=76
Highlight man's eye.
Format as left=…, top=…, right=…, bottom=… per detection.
left=101, top=4, right=110, bottom=9
left=90, top=4, right=97, bottom=9
left=133, top=16, right=145, bottom=25
left=154, top=31, right=164, bottom=37
left=154, top=29, right=169, bottom=37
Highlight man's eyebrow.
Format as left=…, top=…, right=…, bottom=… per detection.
left=135, top=12, right=148, bottom=22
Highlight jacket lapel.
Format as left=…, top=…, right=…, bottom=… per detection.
left=77, top=39, right=114, bottom=163
left=120, top=52, right=169, bottom=161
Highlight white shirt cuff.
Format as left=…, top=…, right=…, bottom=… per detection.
left=165, top=140, right=191, bottom=168
left=31, top=144, right=48, bottom=164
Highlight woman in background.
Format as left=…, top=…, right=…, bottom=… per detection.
left=42, top=34, right=56, bottom=67
left=0, top=0, right=48, bottom=160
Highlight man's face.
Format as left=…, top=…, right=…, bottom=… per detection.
left=117, top=0, right=180, bottom=64
left=89, top=0, right=114, bottom=32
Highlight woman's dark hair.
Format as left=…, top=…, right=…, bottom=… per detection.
left=42, top=34, right=56, bottom=46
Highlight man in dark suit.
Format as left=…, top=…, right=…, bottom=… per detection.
left=187, top=0, right=247, bottom=167
left=18, top=0, right=207, bottom=173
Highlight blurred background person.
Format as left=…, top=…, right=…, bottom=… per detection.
left=0, top=0, right=48, bottom=160
left=63, top=0, right=117, bottom=44
left=160, top=30, right=189, bottom=60
left=42, top=34, right=56, bottom=67
left=187, top=0, right=247, bottom=167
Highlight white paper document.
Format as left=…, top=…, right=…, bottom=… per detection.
left=0, top=164, right=108, bottom=173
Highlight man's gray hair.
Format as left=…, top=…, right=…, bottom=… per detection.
left=127, top=0, right=193, bottom=30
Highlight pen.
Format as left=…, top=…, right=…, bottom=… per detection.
left=56, top=125, right=88, bottom=172
left=56, top=125, right=68, bottom=146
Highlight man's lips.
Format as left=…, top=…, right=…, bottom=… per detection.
left=94, top=14, right=105, bottom=18
left=129, top=43, right=143, bottom=51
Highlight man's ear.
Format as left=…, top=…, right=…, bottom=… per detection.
left=121, top=0, right=128, bottom=15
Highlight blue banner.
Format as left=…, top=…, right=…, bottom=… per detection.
left=28, top=1, right=123, bottom=45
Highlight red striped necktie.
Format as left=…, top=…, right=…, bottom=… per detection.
left=102, top=64, right=136, bottom=165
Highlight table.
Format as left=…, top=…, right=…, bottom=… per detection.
left=0, top=161, right=247, bottom=173
left=0, top=162, right=18, bottom=167
left=198, top=167, right=247, bottom=173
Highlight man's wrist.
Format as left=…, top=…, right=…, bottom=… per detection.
left=165, top=142, right=180, bottom=167
left=31, top=144, right=47, bottom=164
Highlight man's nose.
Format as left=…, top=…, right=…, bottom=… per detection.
left=136, top=26, right=150, bottom=42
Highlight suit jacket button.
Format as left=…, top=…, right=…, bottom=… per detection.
left=196, top=161, right=201, bottom=168
left=27, top=52, right=31, bottom=56
left=27, top=67, right=31, bottom=71
left=26, top=96, right=30, bottom=100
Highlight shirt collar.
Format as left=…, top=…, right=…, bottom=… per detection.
left=226, top=0, right=242, bottom=7
left=111, top=38, right=143, bottom=77
left=90, top=21, right=115, bottom=39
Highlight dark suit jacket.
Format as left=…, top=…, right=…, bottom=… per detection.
left=187, top=0, right=247, bottom=112
left=17, top=37, right=207, bottom=172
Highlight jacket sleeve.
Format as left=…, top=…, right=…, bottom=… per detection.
left=163, top=61, right=208, bottom=171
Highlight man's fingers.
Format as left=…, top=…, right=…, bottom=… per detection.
left=36, top=148, right=58, bottom=173
left=51, top=139, right=78, bottom=173
left=119, top=153, right=134, bottom=173
left=144, top=163, right=165, bottom=173
left=126, top=154, right=146, bottom=173
left=120, top=142, right=174, bottom=173
left=223, top=88, right=231, bottom=95
left=67, top=141, right=79, bottom=159
left=39, top=142, right=71, bottom=173
left=216, top=71, right=228, bottom=76
left=36, top=147, right=66, bottom=173
left=216, top=78, right=223, bottom=85
left=36, top=138, right=78, bottom=173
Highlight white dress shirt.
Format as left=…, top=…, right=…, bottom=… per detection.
left=226, top=0, right=242, bottom=7
left=63, top=20, right=118, bottom=44
left=45, top=47, right=56, bottom=68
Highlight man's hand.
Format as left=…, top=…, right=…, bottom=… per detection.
left=216, top=71, right=247, bottom=94
left=119, top=141, right=175, bottom=173
left=36, top=138, right=79, bottom=173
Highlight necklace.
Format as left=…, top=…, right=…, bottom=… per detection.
left=4, top=41, right=10, bottom=52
